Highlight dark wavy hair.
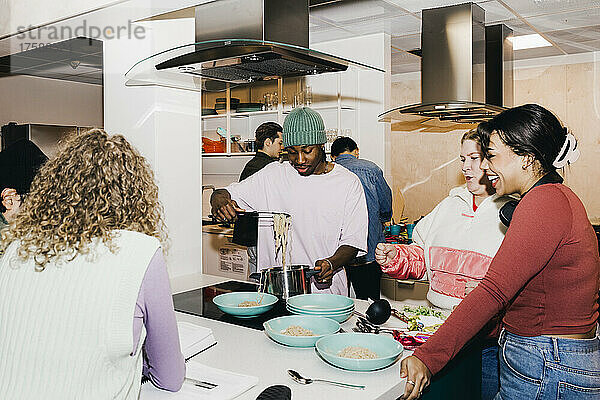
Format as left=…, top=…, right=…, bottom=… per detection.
left=255, top=122, right=282, bottom=150
left=477, top=104, right=568, bottom=175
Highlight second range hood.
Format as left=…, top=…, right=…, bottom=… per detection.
left=380, top=3, right=513, bottom=124
left=125, top=0, right=383, bottom=91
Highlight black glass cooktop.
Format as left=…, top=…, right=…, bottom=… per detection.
left=172, top=280, right=290, bottom=330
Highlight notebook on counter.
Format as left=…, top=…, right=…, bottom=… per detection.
left=140, top=361, right=259, bottom=400
left=178, top=321, right=217, bottom=360
left=140, top=322, right=258, bottom=400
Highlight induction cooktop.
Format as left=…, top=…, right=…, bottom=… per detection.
left=172, top=280, right=289, bottom=330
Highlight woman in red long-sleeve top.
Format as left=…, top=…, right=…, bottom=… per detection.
left=400, top=104, right=600, bottom=400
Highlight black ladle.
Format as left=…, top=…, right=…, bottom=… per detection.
left=364, top=298, right=392, bottom=325
left=360, top=299, right=423, bottom=329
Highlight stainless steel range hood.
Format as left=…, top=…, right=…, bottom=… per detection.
left=379, top=3, right=513, bottom=124
left=125, top=0, right=383, bottom=91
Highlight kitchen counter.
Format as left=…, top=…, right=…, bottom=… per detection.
left=170, top=273, right=407, bottom=400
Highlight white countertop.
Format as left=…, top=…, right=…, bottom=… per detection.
left=170, top=273, right=408, bottom=400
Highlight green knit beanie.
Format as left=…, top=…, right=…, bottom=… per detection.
left=283, top=107, right=326, bottom=148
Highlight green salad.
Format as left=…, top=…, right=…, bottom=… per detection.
left=402, top=305, right=447, bottom=320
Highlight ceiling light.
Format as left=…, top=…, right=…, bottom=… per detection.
left=508, top=34, right=552, bottom=50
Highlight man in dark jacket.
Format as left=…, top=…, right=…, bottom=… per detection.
left=235, top=122, right=283, bottom=271
left=239, top=122, right=283, bottom=181
left=332, top=136, right=392, bottom=300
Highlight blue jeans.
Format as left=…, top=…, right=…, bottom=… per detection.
left=494, top=328, right=600, bottom=400
left=482, top=345, right=500, bottom=400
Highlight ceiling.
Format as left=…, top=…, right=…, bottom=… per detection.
left=309, top=0, right=600, bottom=74
left=2, top=1, right=599, bottom=85
left=0, top=37, right=102, bottom=84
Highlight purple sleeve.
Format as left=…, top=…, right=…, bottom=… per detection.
left=134, top=249, right=185, bottom=391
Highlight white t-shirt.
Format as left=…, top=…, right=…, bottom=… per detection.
left=226, top=161, right=368, bottom=295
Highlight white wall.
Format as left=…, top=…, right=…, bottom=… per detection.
left=104, top=17, right=203, bottom=278
left=0, top=75, right=103, bottom=127
left=311, top=33, right=391, bottom=172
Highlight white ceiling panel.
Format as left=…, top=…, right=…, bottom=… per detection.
left=513, top=45, right=564, bottom=60
left=557, top=41, right=600, bottom=53
left=501, top=0, right=600, bottom=18
left=524, top=8, right=600, bottom=33
left=310, top=0, right=406, bottom=23
left=478, top=0, right=517, bottom=23
left=386, top=14, right=422, bottom=35
left=392, top=0, right=488, bottom=13
left=391, top=34, right=421, bottom=50
left=546, top=26, right=600, bottom=44
left=500, top=18, right=537, bottom=35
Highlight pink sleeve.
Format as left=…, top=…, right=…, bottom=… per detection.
left=380, top=244, right=426, bottom=279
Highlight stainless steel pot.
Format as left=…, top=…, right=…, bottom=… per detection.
left=249, top=265, right=319, bottom=299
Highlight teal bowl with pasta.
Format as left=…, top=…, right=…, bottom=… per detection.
left=263, top=315, right=340, bottom=347
left=315, top=333, right=403, bottom=371
left=212, top=292, right=278, bottom=318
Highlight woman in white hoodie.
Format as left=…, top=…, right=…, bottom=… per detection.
left=376, top=129, right=511, bottom=400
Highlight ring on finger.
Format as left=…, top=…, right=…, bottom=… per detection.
left=406, top=380, right=416, bottom=386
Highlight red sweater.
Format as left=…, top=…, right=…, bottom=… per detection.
left=414, top=184, right=600, bottom=375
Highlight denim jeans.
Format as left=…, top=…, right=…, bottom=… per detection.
left=482, top=345, right=500, bottom=400
left=494, top=327, right=600, bottom=400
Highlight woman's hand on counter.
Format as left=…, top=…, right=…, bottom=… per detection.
left=375, top=243, right=398, bottom=266
left=399, top=355, right=431, bottom=400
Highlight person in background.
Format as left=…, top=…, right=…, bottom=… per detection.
left=0, top=188, right=20, bottom=229
left=212, top=107, right=368, bottom=294
left=235, top=122, right=283, bottom=272
left=400, top=104, right=599, bottom=400
left=0, top=139, right=48, bottom=230
left=0, top=129, right=185, bottom=399
left=376, top=129, right=510, bottom=399
left=239, top=122, right=283, bottom=181
left=331, top=136, right=392, bottom=300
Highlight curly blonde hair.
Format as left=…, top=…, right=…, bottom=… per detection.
left=0, top=129, right=168, bottom=270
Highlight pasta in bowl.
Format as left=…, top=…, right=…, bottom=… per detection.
left=315, top=333, right=403, bottom=371
left=212, top=292, right=278, bottom=318
left=263, top=315, right=340, bottom=347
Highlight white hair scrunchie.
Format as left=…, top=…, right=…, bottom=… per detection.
left=552, top=133, right=580, bottom=168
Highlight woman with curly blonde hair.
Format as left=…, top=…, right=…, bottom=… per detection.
left=0, top=129, right=185, bottom=399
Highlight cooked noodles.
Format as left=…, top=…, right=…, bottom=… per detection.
left=272, top=213, right=291, bottom=269
left=238, top=300, right=260, bottom=307
left=337, top=346, right=378, bottom=359
left=281, top=325, right=314, bottom=336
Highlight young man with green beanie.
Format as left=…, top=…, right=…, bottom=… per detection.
left=211, top=107, right=368, bottom=295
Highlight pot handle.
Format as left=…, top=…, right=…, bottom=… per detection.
left=305, top=268, right=320, bottom=279
left=249, top=272, right=262, bottom=282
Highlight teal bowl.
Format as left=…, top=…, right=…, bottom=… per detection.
left=263, top=315, right=340, bottom=347
left=287, top=303, right=355, bottom=315
left=287, top=306, right=353, bottom=323
left=212, top=292, right=278, bottom=318
left=315, top=333, right=403, bottom=371
left=287, top=294, right=354, bottom=312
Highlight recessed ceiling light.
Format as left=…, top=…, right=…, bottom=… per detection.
left=508, top=34, right=552, bottom=50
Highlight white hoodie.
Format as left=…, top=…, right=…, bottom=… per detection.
left=385, top=186, right=510, bottom=310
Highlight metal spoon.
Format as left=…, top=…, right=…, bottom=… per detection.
left=287, top=369, right=365, bottom=390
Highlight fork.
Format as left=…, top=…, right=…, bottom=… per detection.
left=185, top=377, right=218, bottom=389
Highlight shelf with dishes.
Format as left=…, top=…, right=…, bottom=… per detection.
left=201, top=75, right=358, bottom=155
left=201, top=105, right=355, bottom=119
